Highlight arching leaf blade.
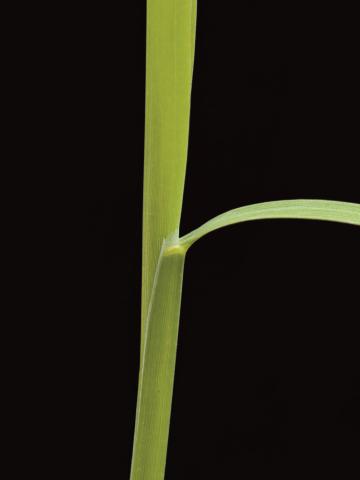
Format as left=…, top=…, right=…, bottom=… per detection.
left=180, top=200, right=360, bottom=248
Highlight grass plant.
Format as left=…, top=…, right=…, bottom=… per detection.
left=130, top=2, right=360, bottom=478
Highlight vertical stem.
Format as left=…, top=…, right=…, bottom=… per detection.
left=131, top=242, right=187, bottom=480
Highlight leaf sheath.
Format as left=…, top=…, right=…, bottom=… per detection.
left=131, top=242, right=187, bottom=480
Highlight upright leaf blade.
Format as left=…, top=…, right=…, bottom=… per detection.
left=142, top=0, right=197, bottom=358
left=190, top=0, right=197, bottom=79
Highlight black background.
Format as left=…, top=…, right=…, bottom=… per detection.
left=76, top=1, right=360, bottom=478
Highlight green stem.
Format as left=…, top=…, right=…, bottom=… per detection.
left=131, top=240, right=187, bottom=480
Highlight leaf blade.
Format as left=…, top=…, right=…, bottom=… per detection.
left=142, top=0, right=197, bottom=357
left=180, top=200, right=360, bottom=248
